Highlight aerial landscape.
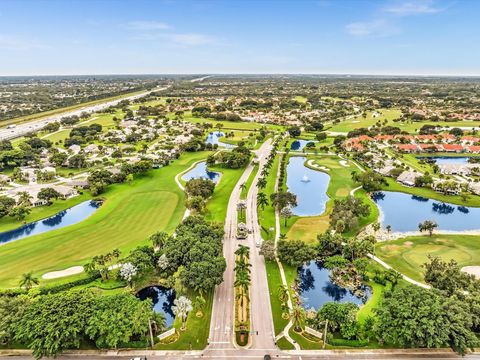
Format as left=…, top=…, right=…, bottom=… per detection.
left=1, top=1, right=480, bottom=360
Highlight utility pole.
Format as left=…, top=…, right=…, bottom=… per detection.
left=148, top=319, right=155, bottom=348
left=323, top=319, right=328, bottom=349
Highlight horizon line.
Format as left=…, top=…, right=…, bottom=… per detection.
left=1, top=72, right=480, bottom=78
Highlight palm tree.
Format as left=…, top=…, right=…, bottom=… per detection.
left=257, top=192, right=269, bottom=210
left=257, top=177, right=267, bottom=189
left=237, top=201, right=247, bottom=219
left=234, top=273, right=251, bottom=293
left=19, top=272, right=39, bottom=290
left=235, top=244, right=250, bottom=262
left=194, top=295, right=206, bottom=317
left=277, top=285, right=289, bottom=317
left=17, top=191, right=32, bottom=206
left=291, top=305, right=305, bottom=332
left=239, top=182, right=247, bottom=194
left=83, top=261, right=96, bottom=275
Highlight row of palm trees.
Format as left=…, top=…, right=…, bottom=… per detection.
left=234, top=245, right=251, bottom=327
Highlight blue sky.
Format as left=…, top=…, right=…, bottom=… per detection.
left=0, top=0, right=478, bottom=76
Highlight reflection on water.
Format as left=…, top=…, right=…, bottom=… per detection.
left=291, top=140, right=317, bottom=151
left=373, top=191, right=480, bottom=232
left=205, top=131, right=235, bottom=148
left=0, top=200, right=101, bottom=245
left=137, top=286, right=176, bottom=328
left=298, top=261, right=372, bottom=310
left=181, top=161, right=220, bottom=183
left=286, top=156, right=330, bottom=216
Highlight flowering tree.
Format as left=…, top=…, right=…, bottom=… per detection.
left=120, top=262, right=138, bottom=287
left=172, top=296, right=192, bottom=331
left=157, top=254, right=169, bottom=271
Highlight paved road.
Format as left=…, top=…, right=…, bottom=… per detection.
left=206, top=140, right=274, bottom=356
left=0, top=88, right=166, bottom=141
left=0, top=350, right=469, bottom=360
left=244, top=140, right=276, bottom=350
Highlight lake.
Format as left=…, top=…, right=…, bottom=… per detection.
left=290, top=139, right=317, bottom=151
left=286, top=156, right=330, bottom=216
left=136, top=286, right=176, bottom=328
left=372, top=191, right=480, bottom=232
left=205, top=131, right=235, bottom=148
left=181, top=161, right=220, bottom=183
left=416, top=156, right=473, bottom=165
left=0, top=200, right=101, bottom=245
left=298, top=261, right=372, bottom=310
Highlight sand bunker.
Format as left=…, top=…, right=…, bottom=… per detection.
left=461, top=266, right=480, bottom=279
left=339, top=160, right=349, bottom=167
left=42, top=266, right=84, bottom=279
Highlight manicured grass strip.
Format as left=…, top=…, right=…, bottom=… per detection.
left=205, top=166, right=245, bottom=224
left=240, top=164, right=259, bottom=200
left=266, top=261, right=289, bottom=335
left=376, top=234, right=480, bottom=282
left=276, top=336, right=295, bottom=350
left=0, top=151, right=210, bottom=288
left=258, top=155, right=280, bottom=240
left=155, top=290, right=213, bottom=350
left=383, top=178, right=480, bottom=207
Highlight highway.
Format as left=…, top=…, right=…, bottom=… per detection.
left=0, top=87, right=169, bottom=141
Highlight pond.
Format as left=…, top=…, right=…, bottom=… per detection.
left=136, top=286, right=176, bottom=328
left=298, top=261, right=372, bottom=310
left=416, top=156, right=472, bottom=165
left=290, top=139, right=317, bottom=151
left=181, top=161, right=220, bottom=183
left=205, top=131, right=235, bottom=148
left=286, top=156, right=330, bottom=216
left=0, top=200, right=101, bottom=245
left=372, top=191, right=480, bottom=232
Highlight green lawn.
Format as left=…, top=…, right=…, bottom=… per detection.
left=376, top=234, right=480, bottom=282
left=265, top=260, right=297, bottom=337
left=205, top=166, right=245, bottom=224
left=240, top=164, right=259, bottom=200
left=0, top=151, right=210, bottom=288
left=328, top=109, right=402, bottom=133
left=154, top=290, right=213, bottom=350
left=181, top=113, right=285, bottom=132
left=258, top=155, right=280, bottom=240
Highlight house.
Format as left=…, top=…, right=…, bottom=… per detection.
left=7, top=184, right=78, bottom=207
left=441, top=144, right=464, bottom=153
left=0, top=174, right=11, bottom=183
left=69, top=144, right=81, bottom=154
left=84, top=144, right=99, bottom=154
left=467, top=146, right=480, bottom=154
left=396, top=171, right=421, bottom=187
left=396, top=144, right=418, bottom=153
left=65, top=179, right=89, bottom=189
left=469, top=182, right=480, bottom=195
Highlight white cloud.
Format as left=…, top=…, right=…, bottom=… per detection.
left=345, top=20, right=398, bottom=37
left=0, top=35, right=45, bottom=50
left=126, top=20, right=170, bottom=30
left=168, top=33, right=216, bottom=45
left=384, top=1, right=444, bottom=16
